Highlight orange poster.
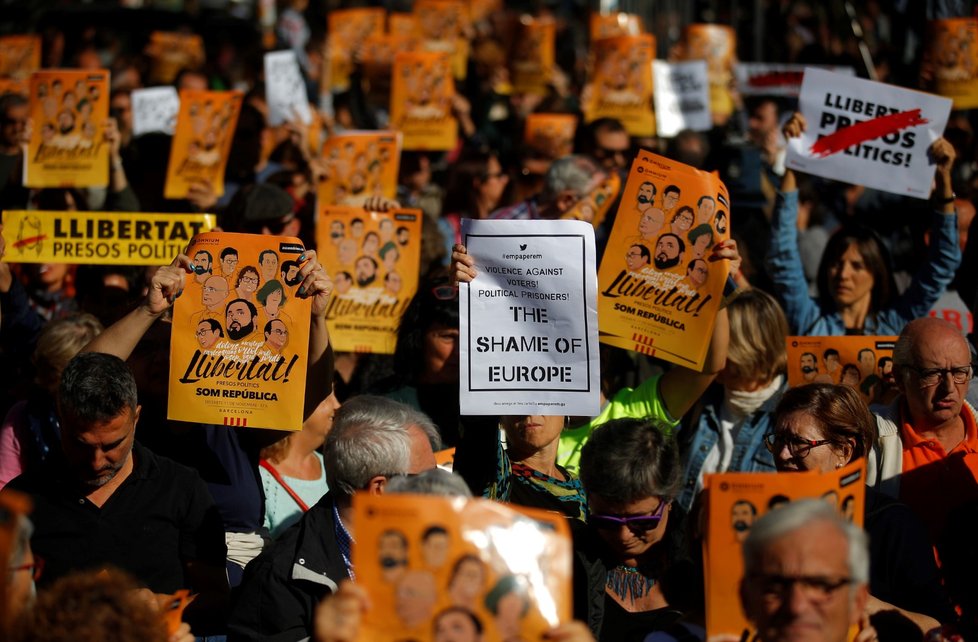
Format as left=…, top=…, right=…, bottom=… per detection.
left=25, top=69, right=110, bottom=188
left=317, top=131, right=402, bottom=207
left=510, top=17, right=555, bottom=95
left=168, top=232, right=310, bottom=430
left=390, top=51, right=458, bottom=151
left=414, top=0, right=472, bottom=79
left=524, top=113, right=577, bottom=159
left=146, top=31, right=205, bottom=84
left=926, top=18, right=978, bottom=109
left=0, top=35, right=41, bottom=85
left=351, top=492, right=572, bottom=642
left=597, top=152, right=730, bottom=369
left=389, top=13, right=418, bottom=37
left=704, top=461, right=866, bottom=640
left=470, top=0, right=503, bottom=24
left=589, top=12, right=644, bottom=40
left=327, top=8, right=386, bottom=92
left=585, top=34, right=656, bottom=137
left=677, top=24, right=737, bottom=120
left=0, top=489, right=32, bottom=631
left=563, top=171, right=621, bottom=229
left=316, top=205, right=422, bottom=353
left=164, top=89, right=243, bottom=199
left=786, top=336, right=898, bottom=405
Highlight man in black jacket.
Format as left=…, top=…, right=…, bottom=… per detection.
left=228, top=395, right=440, bottom=641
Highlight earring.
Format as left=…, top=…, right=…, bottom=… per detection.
left=835, top=461, right=844, bottom=469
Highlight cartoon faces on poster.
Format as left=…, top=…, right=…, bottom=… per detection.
left=33, top=73, right=107, bottom=159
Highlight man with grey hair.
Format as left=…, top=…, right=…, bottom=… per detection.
left=490, top=155, right=606, bottom=220
left=228, top=395, right=440, bottom=642
left=739, top=499, right=870, bottom=642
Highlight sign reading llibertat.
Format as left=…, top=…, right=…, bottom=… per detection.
left=459, top=219, right=599, bottom=416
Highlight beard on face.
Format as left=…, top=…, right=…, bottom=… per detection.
left=654, top=254, right=680, bottom=270
left=227, top=319, right=255, bottom=340
left=357, top=274, right=376, bottom=288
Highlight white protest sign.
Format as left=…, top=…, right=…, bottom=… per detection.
left=264, top=50, right=311, bottom=126
left=786, top=68, right=952, bottom=199
left=131, top=86, right=180, bottom=137
left=652, top=60, right=711, bottom=138
left=733, top=63, right=855, bottom=97
left=459, top=219, right=600, bottom=417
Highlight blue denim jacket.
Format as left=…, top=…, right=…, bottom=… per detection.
left=676, top=383, right=781, bottom=512
left=767, top=191, right=961, bottom=335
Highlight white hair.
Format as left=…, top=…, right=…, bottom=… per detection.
left=386, top=468, right=472, bottom=498
left=743, top=499, right=869, bottom=586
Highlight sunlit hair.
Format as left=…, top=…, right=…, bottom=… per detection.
left=324, top=395, right=440, bottom=497
left=743, top=498, right=869, bottom=586
left=773, top=383, right=877, bottom=461
left=816, top=225, right=896, bottom=315
left=579, top=418, right=681, bottom=503
left=32, top=314, right=103, bottom=394
left=58, top=353, right=138, bottom=425
left=724, top=289, right=789, bottom=385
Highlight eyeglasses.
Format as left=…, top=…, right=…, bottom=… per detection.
left=905, top=365, right=972, bottom=387
left=239, top=276, right=259, bottom=285
left=10, top=556, right=44, bottom=581
left=431, top=284, right=458, bottom=301
left=748, top=573, right=853, bottom=603
left=589, top=499, right=669, bottom=533
left=764, top=433, right=833, bottom=459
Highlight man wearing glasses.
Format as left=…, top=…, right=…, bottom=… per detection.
left=870, top=317, right=978, bottom=550
left=739, top=499, right=871, bottom=642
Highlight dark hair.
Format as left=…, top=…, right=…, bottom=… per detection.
left=664, top=184, right=680, bottom=197
left=198, top=318, right=223, bottom=335
left=363, top=231, right=379, bottom=248
left=235, top=265, right=260, bottom=288
left=687, top=223, right=714, bottom=246
left=256, top=279, right=287, bottom=306
left=733, top=499, right=757, bottom=515
left=0, top=91, right=28, bottom=113
left=393, top=276, right=459, bottom=382
left=423, top=525, right=448, bottom=541
left=816, top=224, right=896, bottom=315
left=258, top=249, right=278, bottom=265
left=194, top=249, right=212, bottom=263
left=225, top=298, right=258, bottom=319
left=657, top=233, right=685, bottom=254
left=842, top=363, right=861, bottom=381
left=773, top=383, right=877, bottom=461
left=639, top=180, right=656, bottom=196
left=58, top=353, right=138, bottom=425
left=263, top=318, right=286, bottom=335
left=878, top=356, right=892, bottom=368
left=767, top=494, right=791, bottom=510
left=579, top=418, right=682, bottom=503
left=280, top=259, right=299, bottom=277
left=823, top=348, right=840, bottom=359
left=671, top=206, right=694, bottom=224
left=448, top=553, right=484, bottom=587
left=220, top=247, right=238, bottom=260
left=697, top=195, right=714, bottom=208
left=801, top=352, right=817, bottom=363
left=441, top=148, right=498, bottom=217
left=631, top=244, right=651, bottom=261
left=858, top=348, right=874, bottom=360
left=483, top=575, right=530, bottom=616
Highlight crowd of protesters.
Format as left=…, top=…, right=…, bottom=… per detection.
left=2, top=1, right=978, bottom=642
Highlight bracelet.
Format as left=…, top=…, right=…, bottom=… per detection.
left=112, top=159, right=123, bottom=170
left=934, top=193, right=955, bottom=205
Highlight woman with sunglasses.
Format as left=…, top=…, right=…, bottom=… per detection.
left=769, top=384, right=956, bottom=639
left=573, top=418, right=695, bottom=641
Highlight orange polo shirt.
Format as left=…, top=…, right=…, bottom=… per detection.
left=900, top=403, right=978, bottom=545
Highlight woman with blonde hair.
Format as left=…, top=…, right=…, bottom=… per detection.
left=0, top=313, right=103, bottom=487
left=676, top=289, right=789, bottom=512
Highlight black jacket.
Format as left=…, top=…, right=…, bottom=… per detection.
left=228, top=493, right=349, bottom=642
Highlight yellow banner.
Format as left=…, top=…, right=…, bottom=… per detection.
left=168, top=232, right=311, bottom=431
left=317, top=131, right=402, bottom=207
left=0, top=35, right=41, bottom=82
left=927, top=18, right=978, bottom=109
left=164, top=89, right=243, bottom=200
left=25, top=69, right=110, bottom=188
left=704, top=461, right=866, bottom=640
left=524, top=113, right=577, bottom=159
left=510, top=18, right=555, bottom=95
left=146, top=31, right=205, bottom=85
left=327, top=8, right=387, bottom=92
left=786, top=336, right=898, bottom=405
left=390, top=51, right=458, bottom=151
left=677, top=24, right=737, bottom=119
left=597, top=152, right=730, bottom=370
left=1, top=210, right=215, bottom=265
left=589, top=12, right=644, bottom=40
left=351, top=492, right=572, bottom=642
left=317, top=205, right=422, bottom=353
left=562, top=171, right=621, bottom=229
left=585, top=35, right=656, bottom=137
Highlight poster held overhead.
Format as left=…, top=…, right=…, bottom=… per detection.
left=459, top=218, right=600, bottom=417
left=652, top=60, right=711, bottom=138
left=786, top=67, right=952, bottom=199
